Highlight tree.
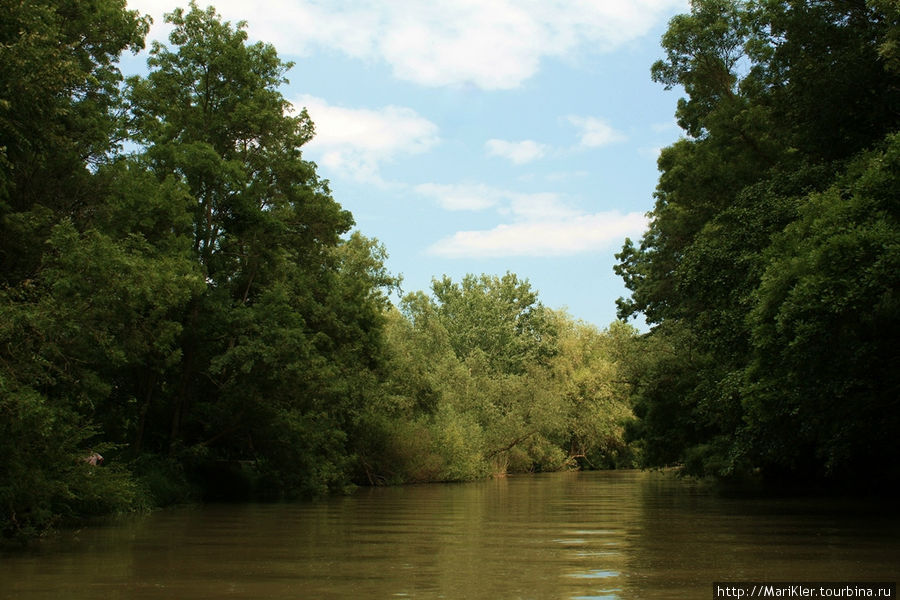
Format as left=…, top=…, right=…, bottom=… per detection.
left=430, top=272, right=557, bottom=374
left=549, top=317, right=637, bottom=469
left=124, top=3, right=388, bottom=497
left=616, top=0, right=900, bottom=487
left=364, top=274, right=641, bottom=481
left=753, top=0, right=900, bottom=162
left=0, top=0, right=158, bottom=540
left=0, top=0, right=149, bottom=285
left=745, top=134, right=900, bottom=486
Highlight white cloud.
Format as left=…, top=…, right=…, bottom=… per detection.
left=567, top=116, right=627, bottom=148
left=429, top=211, right=648, bottom=258
left=651, top=120, right=680, bottom=133
left=129, top=0, right=689, bottom=90
left=414, top=183, right=504, bottom=211
left=295, top=95, right=439, bottom=181
left=485, top=139, right=548, bottom=164
left=417, top=183, right=647, bottom=257
left=502, top=193, right=580, bottom=221
left=638, top=145, right=665, bottom=160
left=415, top=184, right=576, bottom=218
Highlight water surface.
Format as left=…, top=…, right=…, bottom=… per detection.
left=3, top=471, right=898, bottom=599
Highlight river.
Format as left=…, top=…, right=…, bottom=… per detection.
left=2, top=470, right=898, bottom=599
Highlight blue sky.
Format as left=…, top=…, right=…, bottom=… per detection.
left=126, top=0, right=690, bottom=329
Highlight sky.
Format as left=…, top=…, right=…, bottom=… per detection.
left=124, top=0, right=691, bottom=329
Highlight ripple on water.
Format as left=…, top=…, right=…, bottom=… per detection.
left=567, top=569, right=620, bottom=579
left=554, top=538, right=588, bottom=545
left=4, top=471, right=899, bottom=600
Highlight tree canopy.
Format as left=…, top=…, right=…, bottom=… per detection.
left=358, top=273, right=637, bottom=484
left=616, top=0, right=900, bottom=490
left=0, top=1, right=396, bottom=539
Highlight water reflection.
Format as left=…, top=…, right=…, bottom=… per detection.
left=2, top=471, right=898, bottom=599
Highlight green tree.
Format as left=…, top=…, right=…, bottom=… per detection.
left=0, top=0, right=166, bottom=540
left=0, top=0, right=149, bottom=284
left=430, top=272, right=557, bottom=374
left=616, top=0, right=900, bottom=487
left=549, top=317, right=637, bottom=469
left=0, top=171, right=200, bottom=537
left=427, top=273, right=562, bottom=472
left=125, top=3, right=384, bottom=497
left=356, top=293, right=490, bottom=483
left=752, top=0, right=900, bottom=162
left=355, top=274, right=647, bottom=483
left=745, top=134, right=900, bottom=486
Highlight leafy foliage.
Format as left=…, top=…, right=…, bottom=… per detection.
left=357, top=275, right=638, bottom=484
left=617, top=0, right=900, bottom=490
left=0, top=1, right=399, bottom=539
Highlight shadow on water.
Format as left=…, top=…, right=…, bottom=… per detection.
left=2, top=470, right=899, bottom=599
left=626, top=472, right=900, bottom=598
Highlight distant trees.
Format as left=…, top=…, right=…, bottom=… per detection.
left=357, top=273, right=638, bottom=484
left=616, top=0, right=900, bottom=489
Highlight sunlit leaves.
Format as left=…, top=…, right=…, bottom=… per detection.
left=367, top=277, right=639, bottom=482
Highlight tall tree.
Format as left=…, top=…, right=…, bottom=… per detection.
left=549, top=317, right=637, bottom=469
left=745, top=134, right=900, bottom=484
left=616, top=0, right=900, bottom=487
left=430, top=272, right=557, bottom=374
left=1, top=0, right=156, bottom=539
left=0, top=0, right=148, bottom=283
left=124, top=3, right=380, bottom=497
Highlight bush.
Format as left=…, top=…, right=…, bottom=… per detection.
left=133, top=455, right=196, bottom=507
left=0, top=389, right=147, bottom=543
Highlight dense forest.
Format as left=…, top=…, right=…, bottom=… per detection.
left=616, top=0, right=900, bottom=489
left=1, top=0, right=898, bottom=543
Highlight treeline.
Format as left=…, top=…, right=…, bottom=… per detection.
left=363, top=274, right=637, bottom=484
left=616, top=0, right=900, bottom=490
left=0, top=1, right=638, bottom=541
